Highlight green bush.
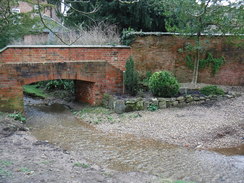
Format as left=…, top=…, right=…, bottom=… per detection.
left=37, top=80, right=74, bottom=92
left=200, top=85, right=225, bottom=96
left=149, top=71, right=180, bottom=97
left=124, top=57, right=139, bottom=96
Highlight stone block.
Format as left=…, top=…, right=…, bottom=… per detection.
left=186, top=96, right=193, bottom=103
left=159, top=100, right=167, bottom=109
left=176, top=96, right=185, bottom=102
left=172, top=101, right=179, bottom=106
left=114, top=100, right=126, bottom=114
left=136, top=100, right=144, bottom=110
left=150, top=98, right=158, bottom=106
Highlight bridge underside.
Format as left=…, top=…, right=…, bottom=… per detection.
left=0, top=61, right=123, bottom=112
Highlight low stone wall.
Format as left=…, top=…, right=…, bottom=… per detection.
left=103, top=92, right=239, bottom=114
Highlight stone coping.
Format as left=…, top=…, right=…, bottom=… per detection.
left=128, top=31, right=244, bottom=37
left=0, top=45, right=130, bottom=53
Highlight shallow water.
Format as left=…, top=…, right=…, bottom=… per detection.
left=25, top=102, right=244, bottom=183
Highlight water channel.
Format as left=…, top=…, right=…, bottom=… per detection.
left=24, top=99, right=244, bottom=183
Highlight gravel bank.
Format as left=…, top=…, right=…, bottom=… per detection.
left=95, top=87, right=244, bottom=149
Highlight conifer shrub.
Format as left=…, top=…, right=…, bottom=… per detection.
left=200, top=85, right=225, bottom=96
left=149, top=71, right=179, bottom=97
left=124, top=57, right=139, bottom=96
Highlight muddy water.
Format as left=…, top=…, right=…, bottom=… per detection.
left=25, top=103, right=244, bottom=183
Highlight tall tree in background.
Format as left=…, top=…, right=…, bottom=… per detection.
left=160, top=0, right=244, bottom=84
left=64, top=0, right=166, bottom=32
left=0, top=0, right=42, bottom=48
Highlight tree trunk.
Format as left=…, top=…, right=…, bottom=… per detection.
left=191, top=35, right=200, bottom=86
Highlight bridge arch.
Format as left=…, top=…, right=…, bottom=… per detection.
left=0, top=45, right=131, bottom=112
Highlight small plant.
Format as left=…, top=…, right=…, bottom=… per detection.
left=0, top=160, right=13, bottom=167
left=124, top=57, right=139, bottom=96
left=149, top=71, right=180, bottom=97
left=73, top=162, right=90, bottom=168
left=147, top=104, right=158, bottom=111
left=0, top=168, right=12, bottom=177
left=200, top=85, right=225, bottom=96
left=8, top=113, right=26, bottom=123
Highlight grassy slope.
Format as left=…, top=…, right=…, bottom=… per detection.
left=23, top=85, right=47, bottom=99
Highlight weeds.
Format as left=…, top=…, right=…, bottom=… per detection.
left=12, top=23, right=121, bottom=45
left=147, top=104, right=158, bottom=112
left=73, top=162, right=90, bottom=168
left=7, top=113, right=26, bottom=123
left=0, top=160, right=13, bottom=177
left=0, top=168, right=12, bottom=177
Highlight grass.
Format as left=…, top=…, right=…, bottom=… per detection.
left=0, top=160, right=13, bottom=177
left=73, top=162, right=90, bottom=168
left=23, top=84, right=47, bottom=99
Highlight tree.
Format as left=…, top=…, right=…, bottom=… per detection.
left=0, top=0, right=42, bottom=48
left=64, top=0, right=166, bottom=32
left=125, top=57, right=139, bottom=96
left=160, top=0, right=244, bottom=84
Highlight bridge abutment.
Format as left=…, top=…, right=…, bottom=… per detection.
left=0, top=45, right=131, bottom=112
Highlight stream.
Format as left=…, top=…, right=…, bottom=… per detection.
left=24, top=99, right=244, bottom=183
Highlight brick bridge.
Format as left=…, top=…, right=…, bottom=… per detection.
left=0, top=45, right=131, bottom=112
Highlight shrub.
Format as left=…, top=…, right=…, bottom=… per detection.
left=37, top=80, right=74, bottom=92
left=149, top=71, right=180, bottom=97
left=124, top=57, right=139, bottom=96
left=200, top=85, right=225, bottom=96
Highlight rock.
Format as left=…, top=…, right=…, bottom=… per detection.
left=158, top=100, right=166, bottom=109
left=125, top=104, right=135, bottom=112
left=176, top=96, right=185, bottom=102
left=126, top=100, right=136, bottom=104
left=108, top=96, right=115, bottom=109
left=193, top=96, right=200, bottom=101
left=136, top=100, right=144, bottom=110
left=165, top=99, right=172, bottom=108
left=186, top=96, right=194, bottom=103
left=158, top=98, right=167, bottom=102
left=150, top=98, right=158, bottom=106
left=143, top=101, right=150, bottom=110
left=226, top=95, right=233, bottom=99
left=172, top=101, right=179, bottom=106
left=114, top=100, right=126, bottom=114
left=200, top=96, right=206, bottom=100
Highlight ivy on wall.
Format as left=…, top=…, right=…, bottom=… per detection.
left=178, top=42, right=225, bottom=76
left=185, top=53, right=225, bottom=75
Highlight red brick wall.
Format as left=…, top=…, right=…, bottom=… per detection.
left=131, top=35, right=244, bottom=86
left=0, top=46, right=131, bottom=112
left=0, top=46, right=131, bottom=71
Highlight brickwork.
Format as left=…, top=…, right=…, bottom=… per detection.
left=131, top=34, right=244, bottom=86
left=0, top=46, right=131, bottom=112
